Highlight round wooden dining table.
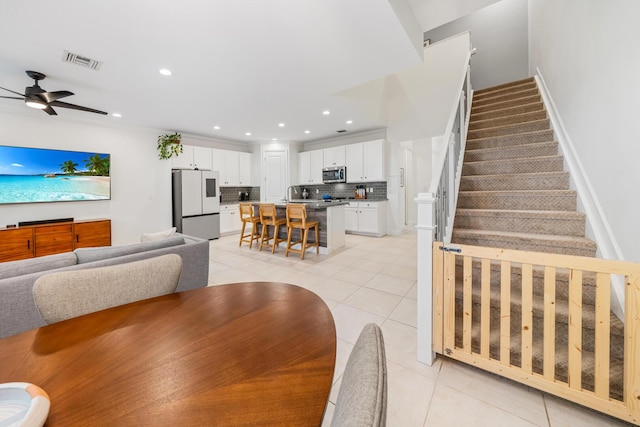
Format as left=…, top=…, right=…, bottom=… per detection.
left=0, top=282, right=337, bottom=426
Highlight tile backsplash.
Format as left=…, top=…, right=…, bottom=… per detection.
left=220, top=182, right=387, bottom=203
left=290, top=182, right=387, bottom=201
left=220, top=186, right=260, bottom=203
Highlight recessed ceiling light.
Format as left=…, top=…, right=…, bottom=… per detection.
left=245, top=132, right=252, bottom=136
left=272, top=138, right=277, bottom=141
left=112, top=113, right=122, bottom=118
left=346, top=120, right=353, bottom=124
left=304, top=130, right=311, bottom=134
left=322, top=110, right=330, bottom=115
left=278, top=123, right=285, bottom=127
left=159, top=68, right=172, bottom=76
left=213, top=125, right=220, bottom=130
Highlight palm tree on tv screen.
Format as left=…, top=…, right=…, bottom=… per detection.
left=84, top=154, right=110, bottom=176
left=60, top=160, right=78, bottom=175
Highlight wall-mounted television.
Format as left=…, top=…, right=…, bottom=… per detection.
left=0, top=145, right=111, bottom=205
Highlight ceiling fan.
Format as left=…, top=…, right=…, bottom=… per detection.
left=0, top=70, right=107, bottom=116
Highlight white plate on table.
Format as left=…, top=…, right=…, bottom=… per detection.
left=0, top=383, right=49, bottom=427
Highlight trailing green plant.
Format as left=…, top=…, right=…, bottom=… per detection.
left=157, top=132, right=183, bottom=160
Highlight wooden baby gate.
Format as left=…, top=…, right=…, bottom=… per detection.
left=431, top=242, right=640, bottom=424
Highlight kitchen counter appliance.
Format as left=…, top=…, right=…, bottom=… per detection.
left=322, top=166, right=346, bottom=183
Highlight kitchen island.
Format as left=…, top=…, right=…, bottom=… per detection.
left=253, top=200, right=346, bottom=254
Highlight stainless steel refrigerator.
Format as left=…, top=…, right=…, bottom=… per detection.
left=172, top=170, right=220, bottom=239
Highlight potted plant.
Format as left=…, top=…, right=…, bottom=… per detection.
left=157, top=132, right=183, bottom=160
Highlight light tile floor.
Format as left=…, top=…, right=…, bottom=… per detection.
left=208, top=231, right=632, bottom=427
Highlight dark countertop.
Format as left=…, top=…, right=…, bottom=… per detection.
left=223, top=199, right=386, bottom=209
left=273, top=200, right=349, bottom=209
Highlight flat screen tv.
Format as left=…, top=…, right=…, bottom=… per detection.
left=0, top=145, right=111, bottom=205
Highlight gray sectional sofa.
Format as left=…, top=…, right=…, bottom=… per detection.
left=0, top=233, right=210, bottom=339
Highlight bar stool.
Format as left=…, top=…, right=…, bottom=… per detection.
left=239, top=203, right=260, bottom=248
left=285, top=204, right=319, bottom=260
left=259, top=204, right=287, bottom=253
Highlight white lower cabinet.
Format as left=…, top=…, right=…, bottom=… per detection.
left=344, top=201, right=386, bottom=237
left=220, top=204, right=242, bottom=235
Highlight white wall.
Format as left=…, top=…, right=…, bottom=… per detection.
left=0, top=112, right=171, bottom=245
left=529, top=0, right=640, bottom=263
left=424, top=0, right=529, bottom=90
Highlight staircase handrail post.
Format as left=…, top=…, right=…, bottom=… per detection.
left=415, top=191, right=436, bottom=365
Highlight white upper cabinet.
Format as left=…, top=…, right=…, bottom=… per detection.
left=345, top=140, right=385, bottom=182
left=238, top=152, right=253, bottom=186
left=298, top=150, right=323, bottom=185
left=345, top=144, right=363, bottom=182
left=212, top=149, right=254, bottom=186
left=323, top=146, right=345, bottom=167
left=193, top=146, right=213, bottom=170
left=171, top=145, right=213, bottom=170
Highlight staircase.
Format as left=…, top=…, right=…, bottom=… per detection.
left=449, top=77, right=625, bottom=400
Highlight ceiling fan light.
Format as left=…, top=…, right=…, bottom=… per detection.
left=26, top=100, right=47, bottom=109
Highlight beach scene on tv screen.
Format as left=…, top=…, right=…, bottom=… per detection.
left=0, top=145, right=110, bottom=204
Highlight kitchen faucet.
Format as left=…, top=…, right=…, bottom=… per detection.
left=284, top=185, right=298, bottom=202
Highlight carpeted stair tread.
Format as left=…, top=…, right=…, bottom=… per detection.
left=452, top=258, right=600, bottom=306
left=473, top=77, right=535, bottom=96
left=451, top=229, right=596, bottom=257
left=467, top=119, right=551, bottom=140
left=464, top=141, right=558, bottom=162
left=462, top=155, right=565, bottom=176
left=470, top=101, right=545, bottom=122
left=460, top=171, right=569, bottom=191
left=457, top=189, right=577, bottom=211
left=472, top=88, right=540, bottom=108
left=466, top=129, right=554, bottom=150
left=473, top=81, right=538, bottom=101
left=471, top=94, right=542, bottom=115
left=452, top=280, right=626, bottom=344
left=469, top=110, right=547, bottom=131
left=454, top=208, right=585, bottom=236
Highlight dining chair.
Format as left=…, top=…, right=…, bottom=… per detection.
left=239, top=202, right=261, bottom=248
left=285, top=203, right=319, bottom=260
left=32, top=254, right=182, bottom=324
left=259, top=203, right=287, bottom=253
left=331, top=323, right=387, bottom=427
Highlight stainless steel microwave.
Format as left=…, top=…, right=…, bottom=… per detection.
left=322, top=166, right=346, bottom=183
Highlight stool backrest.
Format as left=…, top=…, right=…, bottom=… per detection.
left=239, top=203, right=255, bottom=220
left=259, top=203, right=278, bottom=223
left=286, top=203, right=307, bottom=228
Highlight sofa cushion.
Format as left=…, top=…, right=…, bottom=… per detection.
left=0, top=252, right=78, bottom=280
left=75, top=236, right=185, bottom=264
left=140, top=227, right=177, bottom=242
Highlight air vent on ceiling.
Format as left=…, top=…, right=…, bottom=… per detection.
left=336, top=129, right=347, bottom=133
left=62, top=50, right=102, bottom=70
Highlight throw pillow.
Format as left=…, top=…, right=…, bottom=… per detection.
left=140, top=227, right=177, bottom=242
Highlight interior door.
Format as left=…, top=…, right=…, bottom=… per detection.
left=263, top=150, right=288, bottom=203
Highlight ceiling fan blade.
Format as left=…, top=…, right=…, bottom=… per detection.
left=43, top=105, right=57, bottom=116
left=41, top=90, right=74, bottom=103
left=50, top=100, right=108, bottom=115
left=0, top=95, right=24, bottom=100
left=0, top=86, right=26, bottom=97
